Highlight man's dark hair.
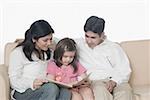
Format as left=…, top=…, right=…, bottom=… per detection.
left=84, top=16, right=105, bottom=36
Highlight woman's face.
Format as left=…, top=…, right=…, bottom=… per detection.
left=35, top=34, right=53, bottom=51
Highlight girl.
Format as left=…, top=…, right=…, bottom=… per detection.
left=9, top=20, right=71, bottom=100
left=47, top=38, right=94, bottom=100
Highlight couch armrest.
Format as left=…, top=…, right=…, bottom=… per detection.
left=0, top=64, right=10, bottom=100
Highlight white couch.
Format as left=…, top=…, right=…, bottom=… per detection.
left=0, top=39, right=150, bottom=100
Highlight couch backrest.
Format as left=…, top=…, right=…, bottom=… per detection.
left=4, top=42, right=18, bottom=67
left=120, top=39, right=150, bottom=87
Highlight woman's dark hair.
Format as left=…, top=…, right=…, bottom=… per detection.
left=53, top=38, right=78, bottom=73
left=17, top=20, right=54, bottom=61
left=84, top=16, right=105, bottom=36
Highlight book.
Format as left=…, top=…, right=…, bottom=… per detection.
left=46, top=73, right=91, bottom=88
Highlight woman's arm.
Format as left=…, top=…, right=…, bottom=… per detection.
left=8, top=47, right=35, bottom=92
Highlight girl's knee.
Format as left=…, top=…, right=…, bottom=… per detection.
left=79, top=87, right=94, bottom=100
left=79, top=87, right=93, bottom=94
left=71, top=91, right=82, bottom=100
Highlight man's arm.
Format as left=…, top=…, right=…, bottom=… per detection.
left=108, top=43, right=132, bottom=85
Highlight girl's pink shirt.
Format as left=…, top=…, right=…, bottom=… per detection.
left=47, top=60, right=86, bottom=83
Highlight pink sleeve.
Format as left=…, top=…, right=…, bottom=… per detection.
left=76, top=61, right=87, bottom=75
left=47, top=60, right=56, bottom=75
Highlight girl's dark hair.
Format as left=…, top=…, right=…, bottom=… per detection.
left=17, top=20, right=54, bottom=61
left=84, top=16, right=105, bottom=36
left=53, top=38, right=78, bottom=73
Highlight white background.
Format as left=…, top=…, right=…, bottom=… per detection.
left=0, top=0, right=150, bottom=64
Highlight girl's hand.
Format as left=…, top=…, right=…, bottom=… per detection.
left=78, top=80, right=91, bottom=88
left=71, top=87, right=79, bottom=92
left=33, top=78, right=48, bottom=89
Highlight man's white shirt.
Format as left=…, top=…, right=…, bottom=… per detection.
left=75, top=38, right=131, bottom=85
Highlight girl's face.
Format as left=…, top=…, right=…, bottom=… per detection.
left=35, top=34, right=52, bottom=51
left=61, top=51, right=76, bottom=66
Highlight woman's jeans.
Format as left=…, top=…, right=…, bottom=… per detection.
left=14, top=82, right=71, bottom=100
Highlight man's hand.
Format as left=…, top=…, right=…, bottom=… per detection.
left=105, top=80, right=117, bottom=93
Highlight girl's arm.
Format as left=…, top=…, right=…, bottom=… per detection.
left=47, top=74, right=55, bottom=80
left=9, top=48, right=36, bottom=91
left=79, top=73, right=87, bottom=79
left=46, top=60, right=57, bottom=80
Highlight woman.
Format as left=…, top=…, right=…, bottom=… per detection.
left=8, top=20, right=71, bottom=100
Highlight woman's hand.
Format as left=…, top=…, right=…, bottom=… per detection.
left=33, top=78, right=48, bottom=89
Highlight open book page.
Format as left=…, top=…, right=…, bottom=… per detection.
left=46, top=78, right=73, bottom=88
left=73, top=73, right=91, bottom=87
left=46, top=73, right=91, bottom=88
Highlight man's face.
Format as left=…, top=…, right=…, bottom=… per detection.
left=85, top=31, right=103, bottom=49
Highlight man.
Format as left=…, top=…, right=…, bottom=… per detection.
left=76, top=16, right=133, bottom=100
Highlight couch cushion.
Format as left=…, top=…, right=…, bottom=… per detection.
left=133, top=85, right=150, bottom=100
left=133, top=85, right=150, bottom=95
left=0, top=65, right=10, bottom=100
left=120, top=40, right=150, bottom=86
